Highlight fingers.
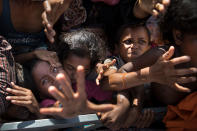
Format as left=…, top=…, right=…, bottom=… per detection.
left=40, top=107, right=63, bottom=116
left=43, top=0, right=51, bottom=13
left=96, top=73, right=102, bottom=86
left=11, top=82, right=28, bottom=91
left=162, top=0, right=170, bottom=5
left=56, top=73, right=74, bottom=100
left=140, top=109, right=154, bottom=128
left=10, top=100, right=32, bottom=105
left=176, top=77, right=196, bottom=84
left=42, top=12, right=55, bottom=43
left=6, top=88, right=26, bottom=96
left=75, top=65, right=86, bottom=98
left=175, top=68, right=197, bottom=76
left=87, top=101, right=114, bottom=113
left=161, top=46, right=174, bottom=61
left=48, top=86, right=68, bottom=104
left=153, top=0, right=170, bottom=17
left=170, top=56, right=191, bottom=66
left=100, top=112, right=109, bottom=124
left=44, top=26, right=55, bottom=43
left=172, top=83, right=191, bottom=93
left=104, top=59, right=116, bottom=70
left=6, top=96, right=30, bottom=101
left=155, top=3, right=165, bottom=12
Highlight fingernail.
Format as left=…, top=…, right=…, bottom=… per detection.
left=6, top=88, right=11, bottom=91
left=56, top=73, right=64, bottom=79
left=48, top=86, right=56, bottom=94
left=6, top=96, right=11, bottom=100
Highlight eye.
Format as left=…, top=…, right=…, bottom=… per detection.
left=124, top=39, right=132, bottom=45
left=42, top=79, right=49, bottom=86
left=123, top=39, right=134, bottom=45
left=138, top=40, right=146, bottom=45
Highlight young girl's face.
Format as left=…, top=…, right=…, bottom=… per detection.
left=32, top=61, right=65, bottom=98
left=63, top=54, right=91, bottom=83
left=119, top=26, right=150, bottom=62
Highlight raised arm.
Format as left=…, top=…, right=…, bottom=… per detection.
left=101, top=47, right=197, bottom=92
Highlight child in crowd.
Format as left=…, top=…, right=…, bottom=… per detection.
left=152, top=0, right=197, bottom=106
left=58, top=29, right=113, bottom=102
left=4, top=29, right=115, bottom=120
left=99, top=22, right=153, bottom=130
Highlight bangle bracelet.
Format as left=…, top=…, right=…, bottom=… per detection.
left=122, top=73, right=127, bottom=89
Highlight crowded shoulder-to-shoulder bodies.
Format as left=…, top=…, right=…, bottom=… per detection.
left=0, top=0, right=197, bottom=130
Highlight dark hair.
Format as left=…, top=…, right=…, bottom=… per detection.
left=115, top=21, right=151, bottom=46
left=58, top=30, right=106, bottom=70
left=160, top=0, right=197, bottom=42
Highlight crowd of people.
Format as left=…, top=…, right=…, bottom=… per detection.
left=0, top=0, right=197, bottom=130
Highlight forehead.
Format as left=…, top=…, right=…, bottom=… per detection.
left=121, top=26, right=149, bottom=39
left=64, top=54, right=90, bottom=67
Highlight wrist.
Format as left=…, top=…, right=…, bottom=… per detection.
left=137, top=67, right=151, bottom=83
left=117, top=94, right=130, bottom=108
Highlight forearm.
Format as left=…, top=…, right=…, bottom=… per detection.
left=107, top=67, right=151, bottom=91
left=14, top=51, right=35, bottom=64
left=119, top=47, right=165, bottom=73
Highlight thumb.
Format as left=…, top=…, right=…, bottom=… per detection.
left=87, top=101, right=114, bottom=113
left=43, top=1, right=51, bottom=13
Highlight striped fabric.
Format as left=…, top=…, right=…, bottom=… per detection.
left=0, top=36, right=16, bottom=115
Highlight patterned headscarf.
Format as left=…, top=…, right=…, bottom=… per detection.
left=62, top=0, right=87, bottom=31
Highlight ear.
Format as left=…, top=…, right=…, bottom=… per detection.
left=172, top=29, right=183, bottom=45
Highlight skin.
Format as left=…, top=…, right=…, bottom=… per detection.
left=0, top=0, right=43, bottom=33
left=39, top=66, right=114, bottom=118
left=5, top=61, right=65, bottom=118
left=152, top=31, right=197, bottom=105
left=133, top=0, right=170, bottom=18
left=118, top=26, right=151, bottom=62
left=63, top=54, right=90, bottom=83
left=32, top=61, right=66, bottom=98
left=101, top=46, right=197, bottom=92
left=0, top=0, right=72, bottom=41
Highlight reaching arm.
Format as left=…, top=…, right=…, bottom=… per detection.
left=118, top=46, right=166, bottom=73
left=14, top=50, right=61, bottom=67
left=101, top=46, right=197, bottom=92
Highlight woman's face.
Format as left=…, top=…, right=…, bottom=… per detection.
left=180, top=33, right=197, bottom=67
left=32, top=61, right=66, bottom=98
left=63, top=54, right=90, bottom=83
left=119, top=26, right=150, bottom=62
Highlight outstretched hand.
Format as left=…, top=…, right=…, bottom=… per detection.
left=150, top=46, right=197, bottom=92
left=96, top=59, right=116, bottom=85
left=40, top=65, right=114, bottom=118
left=138, top=0, right=170, bottom=16
left=42, top=0, right=72, bottom=43
left=6, top=83, right=40, bottom=115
